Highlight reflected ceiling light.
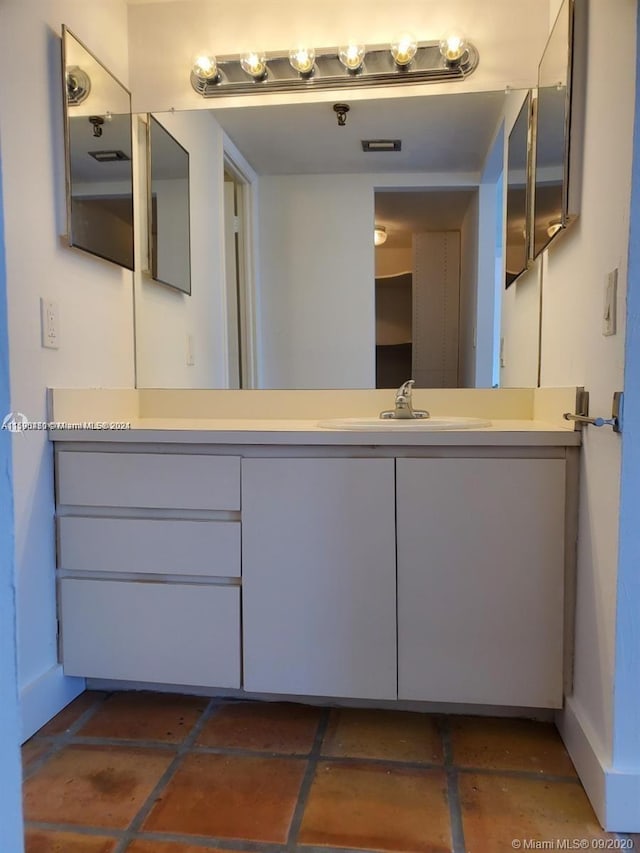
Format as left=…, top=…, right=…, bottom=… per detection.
left=374, top=226, right=388, bottom=246
left=192, top=53, right=218, bottom=81
left=390, top=33, right=418, bottom=66
left=289, top=47, right=316, bottom=75
left=439, top=33, right=468, bottom=63
left=547, top=219, right=563, bottom=238
left=241, top=52, right=268, bottom=80
left=338, top=43, right=366, bottom=72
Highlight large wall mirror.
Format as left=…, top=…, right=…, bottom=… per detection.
left=134, top=90, right=537, bottom=391
left=62, top=27, right=134, bottom=270
left=147, top=115, right=191, bottom=294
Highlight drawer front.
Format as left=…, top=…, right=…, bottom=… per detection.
left=56, top=452, right=240, bottom=510
left=58, top=517, right=240, bottom=578
left=60, top=579, right=240, bottom=687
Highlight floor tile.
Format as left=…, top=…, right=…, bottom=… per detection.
left=298, top=761, right=452, bottom=852
left=36, top=691, right=106, bottom=736
left=459, top=772, right=613, bottom=853
left=450, top=716, right=577, bottom=775
left=23, top=744, right=173, bottom=829
left=322, top=708, right=443, bottom=764
left=143, top=752, right=305, bottom=843
left=78, top=691, right=208, bottom=744
left=126, top=842, right=230, bottom=853
left=197, top=700, right=321, bottom=754
left=22, top=738, right=51, bottom=773
left=24, top=829, right=118, bottom=852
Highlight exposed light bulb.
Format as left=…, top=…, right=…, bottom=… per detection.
left=241, top=52, right=268, bottom=80
left=289, top=47, right=316, bottom=75
left=390, top=34, right=418, bottom=66
left=338, top=43, right=366, bottom=72
left=192, top=53, right=218, bottom=81
left=374, top=226, right=388, bottom=246
left=439, top=33, right=468, bottom=63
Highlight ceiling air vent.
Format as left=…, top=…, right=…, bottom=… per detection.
left=361, top=139, right=402, bottom=152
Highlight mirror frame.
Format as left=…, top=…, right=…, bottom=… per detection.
left=146, top=114, right=192, bottom=295
left=505, top=91, right=533, bottom=288
left=61, top=25, right=135, bottom=271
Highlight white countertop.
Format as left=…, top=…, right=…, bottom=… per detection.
left=49, top=418, right=581, bottom=446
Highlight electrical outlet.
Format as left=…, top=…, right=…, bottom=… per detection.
left=186, top=334, right=195, bottom=366
left=603, top=269, right=618, bottom=336
left=40, top=298, right=59, bottom=349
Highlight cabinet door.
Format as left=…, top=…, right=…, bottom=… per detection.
left=397, top=458, right=565, bottom=708
left=242, top=458, right=397, bottom=700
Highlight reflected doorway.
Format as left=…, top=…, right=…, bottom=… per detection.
left=374, top=189, right=478, bottom=389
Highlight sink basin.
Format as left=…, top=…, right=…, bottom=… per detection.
left=317, top=416, right=492, bottom=431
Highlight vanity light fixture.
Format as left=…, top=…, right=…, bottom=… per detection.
left=289, top=47, right=316, bottom=75
left=390, top=33, right=418, bottom=66
left=241, top=52, right=268, bottom=80
left=190, top=37, right=478, bottom=98
left=338, top=43, right=366, bottom=72
left=439, top=33, right=469, bottom=64
left=374, top=226, right=388, bottom=246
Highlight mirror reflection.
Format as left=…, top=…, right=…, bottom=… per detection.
left=148, top=115, right=191, bottom=294
left=62, top=27, right=134, bottom=270
left=533, top=0, right=571, bottom=257
left=505, top=92, right=532, bottom=288
left=133, top=90, right=536, bottom=391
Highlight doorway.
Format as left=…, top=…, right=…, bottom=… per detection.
left=374, top=188, right=480, bottom=389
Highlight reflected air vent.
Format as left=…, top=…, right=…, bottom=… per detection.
left=88, top=150, right=131, bottom=163
left=361, top=139, right=402, bottom=152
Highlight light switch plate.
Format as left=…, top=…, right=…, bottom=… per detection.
left=40, top=298, right=59, bottom=349
left=603, top=269, right=618, bottom=336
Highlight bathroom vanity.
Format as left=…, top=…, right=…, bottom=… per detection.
left=50, top=388, right=581, bottom=711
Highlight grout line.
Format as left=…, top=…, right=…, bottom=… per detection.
left=128, top=830, right=287, bottom=851
left=439, top=717, right=466, bottom=853
left=24, top=820, right=126, bottom=839
left=285, top=708, right=330, bottom=851
left=23, top=691, right=112, bottom=781
left=111, top=697, right=219, bottom=853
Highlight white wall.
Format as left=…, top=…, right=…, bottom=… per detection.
left=126, top=0, right=551, bottom=113
left=134, top=110, right=229, bottom=388
left=257, top=174, right=375, bottom=388
left=0, top=0, right=135, bottom=738
left=459, top=192, right=479, bottom=386
left=539, top=0, right=638, bottom=829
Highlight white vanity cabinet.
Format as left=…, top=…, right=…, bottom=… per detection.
left=241, top=458, right=397, bottom=700
left=56, top=450, right=242, bottom=688
left=396, top=458, right=566, bottom=708
left=52, top=433, right=574, bottom=710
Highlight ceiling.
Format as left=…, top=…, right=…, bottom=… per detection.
left=375, top=189, right=477, bottom=247
left=210, top=90, right=506, bottom=176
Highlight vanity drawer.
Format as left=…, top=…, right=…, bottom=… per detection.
left=58, top=517, right=240, bottom=578
left=59, top=579, right=240, bottom=687
left=56, top=451, right=240, bottom=510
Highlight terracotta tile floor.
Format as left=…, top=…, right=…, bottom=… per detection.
left=22, top=691, right=636, bottom=853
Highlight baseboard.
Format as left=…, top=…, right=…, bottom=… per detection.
left=20, top=664, right=85, bottom=743
left=557, top=696, right=640, bottom=832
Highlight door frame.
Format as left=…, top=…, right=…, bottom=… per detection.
left=223, top=135, right=259, bottom=388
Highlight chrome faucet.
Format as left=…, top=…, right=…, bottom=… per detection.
left=380, top=380, right=430, bottom=419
